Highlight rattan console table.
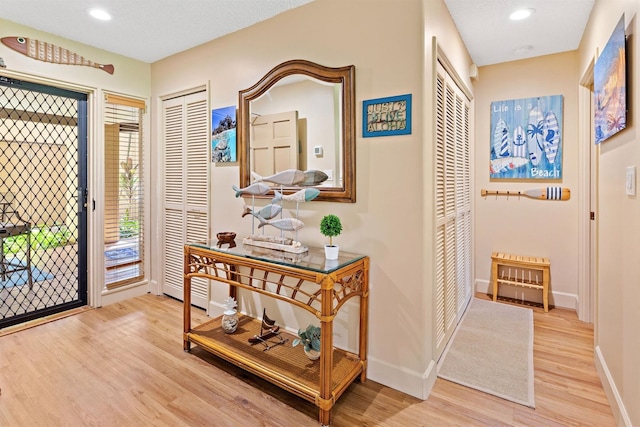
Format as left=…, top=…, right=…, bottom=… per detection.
left=183, top=241, right=369, bottom=426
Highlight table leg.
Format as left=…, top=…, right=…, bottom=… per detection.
left=543, top=267, right=549, bottom=312
left=491, top=260, right=499, bottom=301
left=359, top=258, right=369, bottom=383
left=183, top=248, right=192, bottom=352
left=319, top=274, right=334, bottom=426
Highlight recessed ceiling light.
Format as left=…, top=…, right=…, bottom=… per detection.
left=509, top=8, right=535, bottom=20
left=89, top=8, right=112, bottom=21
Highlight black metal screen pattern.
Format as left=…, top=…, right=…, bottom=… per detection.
left=0, top=76, right=88, bottom=329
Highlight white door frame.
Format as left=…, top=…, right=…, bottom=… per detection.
left=578, top=59, right=596, bottom=323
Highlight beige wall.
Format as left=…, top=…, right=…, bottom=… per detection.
left=474, top=52, right=581, bottom=309
left=0, top=20, right=150, bottom=96
left=0, top=18, right=152, bottom=306
left=150, top=0, right=473, bottom=398
left=579, top=0, right=640, bottom=425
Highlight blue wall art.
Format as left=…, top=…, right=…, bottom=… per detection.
left=363, top=94, right=411, bottom=137
left=211, top=105, right=237, bottom=162
left=594, top=15, right=626, bottom=144
left=490, top=95, right=563, bottom=179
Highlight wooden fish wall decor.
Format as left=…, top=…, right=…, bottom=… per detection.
left=1, top=36, right=114, bottom=74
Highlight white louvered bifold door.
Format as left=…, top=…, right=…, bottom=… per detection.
left=162, top=91, right=209, bottom=308
left=434, top=61, right=472, bottom=360
left=455, top=94, right=472, bottom=315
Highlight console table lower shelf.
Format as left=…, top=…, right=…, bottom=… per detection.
left=183, top=241, right=369, bottom=425
left=185, top=315, right=364, bottom=410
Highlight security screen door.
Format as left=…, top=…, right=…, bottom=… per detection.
left=0, top=76, right=88, bottom=329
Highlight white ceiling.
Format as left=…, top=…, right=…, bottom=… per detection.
left=0, top=0, right=594, bottom=66
left=444, top=0, right=595, bottom=66
left=0, top=0, right=314, bottom=63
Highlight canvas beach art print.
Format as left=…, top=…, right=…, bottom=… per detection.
left=211, top=106, right=237, bottom=162
left=594, top=15, right=626, bottom=144
left=490, top=95, right=563, bottom=179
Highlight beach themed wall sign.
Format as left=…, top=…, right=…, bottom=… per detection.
left=363, top=94, right=411, bottom=137
left=211, top=105, right=237, bottom=162
left=490, top=95, right=563, bottom=179
left=594, top=15, right=627, bottom=144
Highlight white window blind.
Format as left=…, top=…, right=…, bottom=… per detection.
left=104, top=94, right=145, bottom=288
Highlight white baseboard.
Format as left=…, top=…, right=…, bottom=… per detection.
left=208, top=300, right=222, bottom=318
left=148, top=279, right=160, bottom=295
left=100, top=282, right=149, bottom=307
left=595, top=345, right=632, bottom=426
left=367, top=355, right=437, bottom=400
left=475, top=279, right=578, bottom=310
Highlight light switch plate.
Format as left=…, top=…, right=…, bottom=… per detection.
left=626, top=166, right=636, bottom=196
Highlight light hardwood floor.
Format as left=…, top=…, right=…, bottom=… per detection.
left=0, top=293, right=615, bottom=426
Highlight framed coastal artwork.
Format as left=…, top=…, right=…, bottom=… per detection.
left=362, top=94, right=411, bottom=137
left=594, top=15, right=626, bottom=144
left=490, top=95, right=563, bottom=179
left=211, top=105, right=237, bottom=162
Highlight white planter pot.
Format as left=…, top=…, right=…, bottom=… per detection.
left=324, top=245, right=339, bottom=260
left=304, top=348, right=321, bottom=361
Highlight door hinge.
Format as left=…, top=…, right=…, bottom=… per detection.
left=590, top=211, right=595, bottom=220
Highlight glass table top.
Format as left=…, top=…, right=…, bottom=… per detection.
left=187, top=239, right=365, bottom=274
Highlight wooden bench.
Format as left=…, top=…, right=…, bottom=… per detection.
left=491, top=252, right=550, bottom=312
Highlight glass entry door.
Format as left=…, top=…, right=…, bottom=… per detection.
left=0, top=76, right=88, bottom=329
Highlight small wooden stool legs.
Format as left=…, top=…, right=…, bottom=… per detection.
left=491, top=252, right=550, bottom=312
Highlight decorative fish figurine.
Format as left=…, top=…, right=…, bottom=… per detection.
left=511, top=125, right=527, bottom=158
left=1, top=36, right=114, bottom=74
left=490, top=156, right=529, bottom=174
left=493, top=119, right=510, bottom=158
left=232, top=183, right=270, bottom=197
left=242, top=204, right=282, bottom=220
left=257, top=217, right=305, bottom=231
left=251, top=169, right=305, bottom=186
left=272, top=188, right=320, bottom=203
left=526, top=107, right=544, bottom=166
left=542, top=111, right=560, bottom=164
left=300, top=170, right=329, bottom=186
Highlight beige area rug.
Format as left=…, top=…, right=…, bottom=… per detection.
left=438, top=298, right=535, bottom=408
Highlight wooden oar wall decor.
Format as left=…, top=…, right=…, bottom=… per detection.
left=481, top=187, right=571, bottom=201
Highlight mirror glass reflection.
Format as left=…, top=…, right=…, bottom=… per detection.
left=249, top=76, right=343, bottom=188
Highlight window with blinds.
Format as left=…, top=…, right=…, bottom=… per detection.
left=104, top=94, right=145, bottom=288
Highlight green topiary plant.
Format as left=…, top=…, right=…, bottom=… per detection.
left=320, top=214, right=342, bottom=247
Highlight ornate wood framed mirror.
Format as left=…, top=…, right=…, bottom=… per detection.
left=238, top=59, right=356, bottom=202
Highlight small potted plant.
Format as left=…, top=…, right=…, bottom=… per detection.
left=292, top=324, right=321, bottom=360
left=320, top=214, right=342, bottom=260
